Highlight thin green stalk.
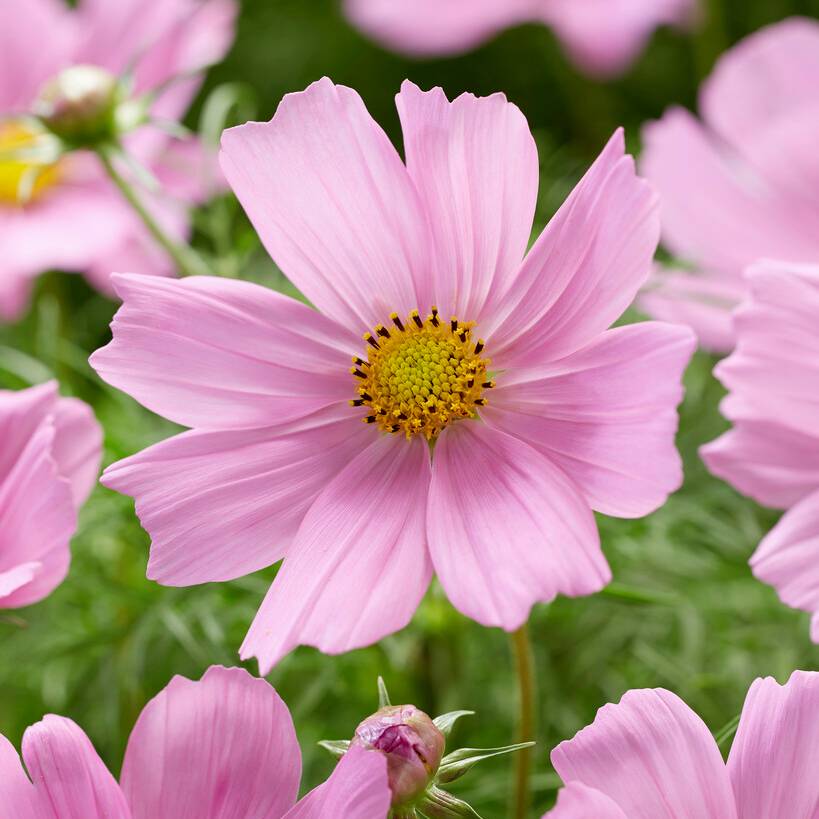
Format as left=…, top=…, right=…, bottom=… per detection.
left=96, top=146, right=211, bottom=278
left=510, top=623, right=537, bottom=819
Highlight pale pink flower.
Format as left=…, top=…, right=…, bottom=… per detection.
left=0, top=0, right=236, bottom=321
left=344, top=0, right=696, bottom=77
left=700, top=261, right=819, bottom=641
left=640, top=17, right=819, bottom=351
left=544, top=670, right=819, bottom=818
left=91, top=78, right=695, bottom=673
left=0, top=381, right=101, bottom=609
left=0, top=665, right=391, bottom=818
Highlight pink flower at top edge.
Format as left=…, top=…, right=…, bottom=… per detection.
left=0, top=665, right=391, bottom=819
left=343, top=0, right=696, bottom=78
left=544, top=670, right=819, bottom=818
left=700, top=260, right=819, bottom=642
left=0, top=0, right=237, bottom=321
left=90, top=77, right=695, bottom=674
left=640, top=17, right=819, bottom=352
left=0, top=381, right=101, bottom=609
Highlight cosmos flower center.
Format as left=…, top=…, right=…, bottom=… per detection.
left=0, top=119, right=63, bottom=206
left=350, top=308, right=493, bottom=440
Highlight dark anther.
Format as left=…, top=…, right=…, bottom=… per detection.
left=412, top=311, right=424, bottom=329
left=391, top=313, right=405, bottom=332
left=474, top=398, right=487, bottom=406
left=430, top=307, right=440, bottom=327
left=359, top=392, right=373, bottom=401
left=482, top=381, right=495, bottom=389
left=350, top=398, right=365, bottom=406
left=353, top=357, right=369, bottom=367
left=466, top=378, right=474, bottom=388
left=474, top=340, right=485, bottom=354
left=458, top=330, right=467, bottom=343
left=352, top=369, right=367, bottom=379
left=376, top=325, right=391, bottom=338
left=364, top=333, right=380, bottom=350
left=450, top=318, right=458, bottom=333
left=389, top=424, right=401, bottom=433
left=364, top=415, right=377, bottom=424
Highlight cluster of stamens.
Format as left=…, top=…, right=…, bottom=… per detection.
left=0, top=119, right=62, bottom=205
left=350, top=307, right=493, bottom=440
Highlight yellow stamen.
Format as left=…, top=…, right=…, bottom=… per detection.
left=351, top=308, right=493, bottom=440
left=0, top=119, right=63, bottom=205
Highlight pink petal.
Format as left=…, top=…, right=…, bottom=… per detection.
left=551, top=688, right=737, bottom=819
left=728, top=670, right=819, bottom=818
left=52, top=397, right=103, bottom=507
left=0, top=421, right=75, bottom=608
left=484, top=321, right=694, bottom=518
left=0, top=735, right=38, bottom=818
left=699, top=18, right=819, bottom=157
left=343, top=0, right=535, bottom=57
left=241, top=433, right=432, bottom=674
left=22, top=715, right=130, bottom=819
left=0, top=270, right=33, bottom=323
left=394, top=81, right=538, bottom=322
left=713, top=262, right=819, bottom=440
left=283, top=746, right=391, bottom=819
left=90, top=273, right=357, bottom=430
left=0, top=382, right=58, bottom=477
left=486, top=129, right=659, bottom=367
left=102, top=408, right=372, bottom=585
left=540, top=0, right=695, bottom=78
left=121, top=665, right=300, bottom=819
left=638, top=267, right=743, bottom=353
left=220, top=78, right=432, bottom=332
left=427, top=422, right=609, bottom=631
left=640, top=108, right=819, bottom=278
left=700, top=418, right=819, bottom=510
left=544, top=782, right=628, bottom=818
left=750, top=490, right=819, bottom=640
left=0, top=0, right=74, bottom=112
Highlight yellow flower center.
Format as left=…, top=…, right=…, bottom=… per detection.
left=351, top=308, right=494, bottom=440
left=0, top=119, right=63, bottom=205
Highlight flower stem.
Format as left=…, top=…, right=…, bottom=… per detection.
left=95, top=145, right=211, bottom=278
left=510, top=623, right=537, bottom=819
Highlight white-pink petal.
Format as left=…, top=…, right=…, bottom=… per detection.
left=487, top=129, right=659, bottom=367
left=544, top=781, right=628, bottom=818
left=485, top=321, right=694, bottom=518
left=242, top=433, right=432, bottom=674
left=551, top=688, right=737, bottom=819
left=90, top=273, right=357, bottom=430
left=220, top=77, right=432, bottom=332
left=121, top=665, right=301, bottom=819
left=102, top=408, right=371, bottom=585
left=427, top=422, right=609, bottom=631
left=21, top=715, right=131, bottom=819
left=728, top=670, right=819, bottom=818
left=395, top=81, right=538, bottom=322
left=283, top=746, right=390, bottom=819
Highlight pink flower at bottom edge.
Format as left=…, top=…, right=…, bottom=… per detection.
left=343, top=0, right=696, bottom=78
left=0, top=381, right=102, bottom=608
left=639, top=17, right=819, bottom=351
left=701, top=260, right=819, bottom=642
left=90, top=78, right=695, bottom=674
left=544, top=670, right=819, bottom=818
left=0, top=665, right=390, bottom=819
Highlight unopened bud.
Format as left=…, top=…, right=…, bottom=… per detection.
left=352, top=705, right=445, bottom=807
left=35, top=66, right=122, bottom=145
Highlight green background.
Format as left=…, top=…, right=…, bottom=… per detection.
left=2, top=0, right=818, bottom=815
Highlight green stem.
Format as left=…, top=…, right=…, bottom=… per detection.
left=510, top=623, right=537, bottom=819
left=96, top=146, right=211, bottom=278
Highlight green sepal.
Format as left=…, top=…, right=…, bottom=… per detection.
left=432, top=710, right=474, bottom=737
left=317, top=739, right=350, bottom=758
left=436, top=742, right=535, bottom=784
left=417, top=786, right=483, bottom=818
left=377, top=676, right=392, bottom=708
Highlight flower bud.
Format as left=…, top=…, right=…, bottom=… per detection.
left=352, top=705, right=445, bottom=807
left=34, top=65, right=122, bottom=145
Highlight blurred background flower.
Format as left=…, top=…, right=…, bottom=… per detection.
left=1, top=1, right=819, bottom=816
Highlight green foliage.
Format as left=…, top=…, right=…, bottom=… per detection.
left=2, top=1, right=819, bottom=816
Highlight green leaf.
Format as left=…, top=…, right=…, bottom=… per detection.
left=378, top=676, right=391, bottom=708
left=317, top=739, right=350, bottom=758
left=436, top=742, right=536, bottom=784
left=433, top=710, right=474, bottom=737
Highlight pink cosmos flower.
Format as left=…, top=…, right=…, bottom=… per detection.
left=0, top=0, right=236, bottom=321
left=0, top=664, right=391, bottom=818
left=544, top=669, right=819, bottom=818
left=700, top=260, right=819, bottom=642
left=344, top=0, right=696, bottom=78
left=640, top=17, right=819, bottom=352
left=0, top=381, right=101, bottom=608
left=90, top=78, right=695, bottom=674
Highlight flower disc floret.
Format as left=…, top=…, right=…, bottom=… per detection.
left=0, top=119, right=62, bottom=205
left=351, top=308, right=493, bottom=439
